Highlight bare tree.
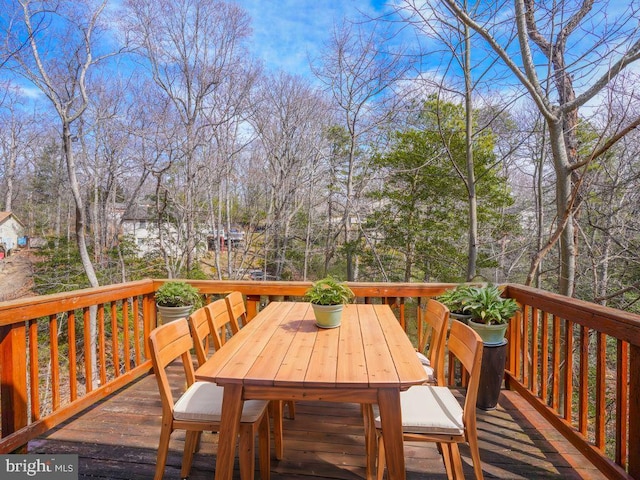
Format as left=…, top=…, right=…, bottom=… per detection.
left=7, top=0, right=120, bottom=289
left=125, top=0, right=252, bottom=277
left=581, top=77, right=640, bottom=306
left=312, top=21, right=411, bottom=281
left=0, top=82, right=36, bottom=212
left=81, top=76, right=160, bottom=279
left=424, top=0, right=640, bottom=296
left=200, top=54, right=260, bottom=280
left=250, top=73, right=330, bottom=280
left=7, top=0, right=124, bottom=387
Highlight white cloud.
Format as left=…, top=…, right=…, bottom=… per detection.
left=17, top=85, right=43, bottom=100
left=239, top=0, right=390, bottom=77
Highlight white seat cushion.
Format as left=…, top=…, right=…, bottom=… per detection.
left=415, top=351, right=436, bottom=383
left=415, top=351, right=430, bottom=366
left=174, top=382, right=268, bottom=423
left=374, top=385, right=464, bottom=436
left=422, top=364, right=435, bottom=384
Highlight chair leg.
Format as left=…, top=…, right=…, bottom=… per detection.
left=238, top=424, right=255, bottom=480
left=376, top=434, right=386, bottom=480
left=154, top=423, right=172, bottom=480
left=194, top=429, right=202, bottom=452
left=467, top=433, right=484, bottom=480
left=439, top=443, right=455, bottom=480
left=181, top=430, right=200, bottom=479
left=286, top=400, right=296, bottom=419
left=449, top=443, right=465, bottom=479
left=258, top=414, right=271, bottom=480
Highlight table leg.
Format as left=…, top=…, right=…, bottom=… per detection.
left=215, top=383, right=243, bottom=480
left=361, top=403, right=376, bottom=480
left=270, top=400, right=284, bottom=460
left=377, top=388, right=405, bottom=480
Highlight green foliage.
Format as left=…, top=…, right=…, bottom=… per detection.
left=436, top=284, right=476, bottom=314
left=32, top=235, right=167, bottom=295
left=365, top=97, right=517, bottom=281
left=184, top=263, right=208, bottom=280
left=113, top=236, right=166, bottom=280
left=462, top=285, right=519, bottom=325
left=154, top=281, right=203, bottom=307
left=305, top=277, right=355, bottom=305
left=33, top=237, right=92, bottom=294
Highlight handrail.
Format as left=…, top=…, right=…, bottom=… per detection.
left=504, top=284, right=640, bottom=480
left=0, top=279, right=637, bottom=479
left=0, top=280, right=158, bottom=452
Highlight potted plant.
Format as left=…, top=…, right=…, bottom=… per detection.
left=461, top=285, right=519, bottom=410
left=462, top=285, right=519, bottom=346
left=436, top=284, right=476, bottom=323
left=305, top=277, right=355, bottom=328
left=155, top=281, right=202, bottom=324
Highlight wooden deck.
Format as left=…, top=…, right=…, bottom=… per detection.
left=27, top=365, right=607, bottom=480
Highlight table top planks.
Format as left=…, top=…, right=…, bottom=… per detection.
left=195, top=302, right=427, bottom=390
left=336, top=305, right=369, bottom=387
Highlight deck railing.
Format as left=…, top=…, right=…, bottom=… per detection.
left=0, top=280, right=638, bottom=479
left=504, top=284, right=640, bottom=480
left=0, top=280, right=157, bottom=453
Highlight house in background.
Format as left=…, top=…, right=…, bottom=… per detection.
left=0, top=212, right=25, bottom=258
left=120, top=205, right=159, bottom=255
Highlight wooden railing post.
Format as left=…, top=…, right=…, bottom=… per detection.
left=629, top=344, right=640, bottom=479
left=143, top=293, right=154, bottom=360
left=246, top=295, right=260, bottom=321
left=0, top=322, right=28, bottom=445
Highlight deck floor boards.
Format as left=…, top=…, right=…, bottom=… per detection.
left=28, top=365, right=607, bottom=480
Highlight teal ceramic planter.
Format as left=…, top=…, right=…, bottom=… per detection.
left=450, top=312, right=472, bottom=324
left=468, top=319, right=508, bottom=346
left=311, top=304, right=344, bottom=328
left=157, top=305, right=192, bottom=325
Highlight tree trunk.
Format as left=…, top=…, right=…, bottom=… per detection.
left=463, top=18, right=478, bottom=281
left=62, top=124, right=99, bottom=289
left=3, top=131, right=17, bottom=212
left=547, top=118, right=575, bottom=296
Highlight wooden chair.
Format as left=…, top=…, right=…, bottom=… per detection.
left=374, top=320, right=484, bottom=480
left=415, top=299, right=450, bottom=386
left=188, top=306, right=213, bottom=367
left=226, top=290, right=249, bottom=328
left=225, top=291, right=296, bottom=420
left=148, top=318, right=270, bottom=480
left=206, top=298, right=240, bottom=349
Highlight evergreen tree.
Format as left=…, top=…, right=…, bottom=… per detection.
left=365, top=100, right=516, bottom=282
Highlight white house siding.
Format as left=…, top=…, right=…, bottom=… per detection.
left=0, top=212, right=25, bottom=252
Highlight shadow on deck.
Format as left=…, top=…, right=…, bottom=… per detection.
left=27, top=368, right=606, bottom=480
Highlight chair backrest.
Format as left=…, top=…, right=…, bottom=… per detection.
left=205, top=298, right=240, bottom=350
left=418, top=299, right=449, bottom=386
left=448, top=320, right=483, bottom=429
left=226, top=291, right=248, bottom=327
left=188, top=307, right=212, bottom=367
left=148, top=318, right=197, bottom=416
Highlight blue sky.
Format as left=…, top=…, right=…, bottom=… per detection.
left=239, top=1, right=393, bottom=77
left=3, top=0, right=398, bottom=102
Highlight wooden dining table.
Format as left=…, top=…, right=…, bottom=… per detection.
left=195, top=301, right=427, bottom=480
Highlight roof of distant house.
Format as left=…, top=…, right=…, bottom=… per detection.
left=0, top=212, right=25, bottom=227
left=122, top=205, right=154, bottom=221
